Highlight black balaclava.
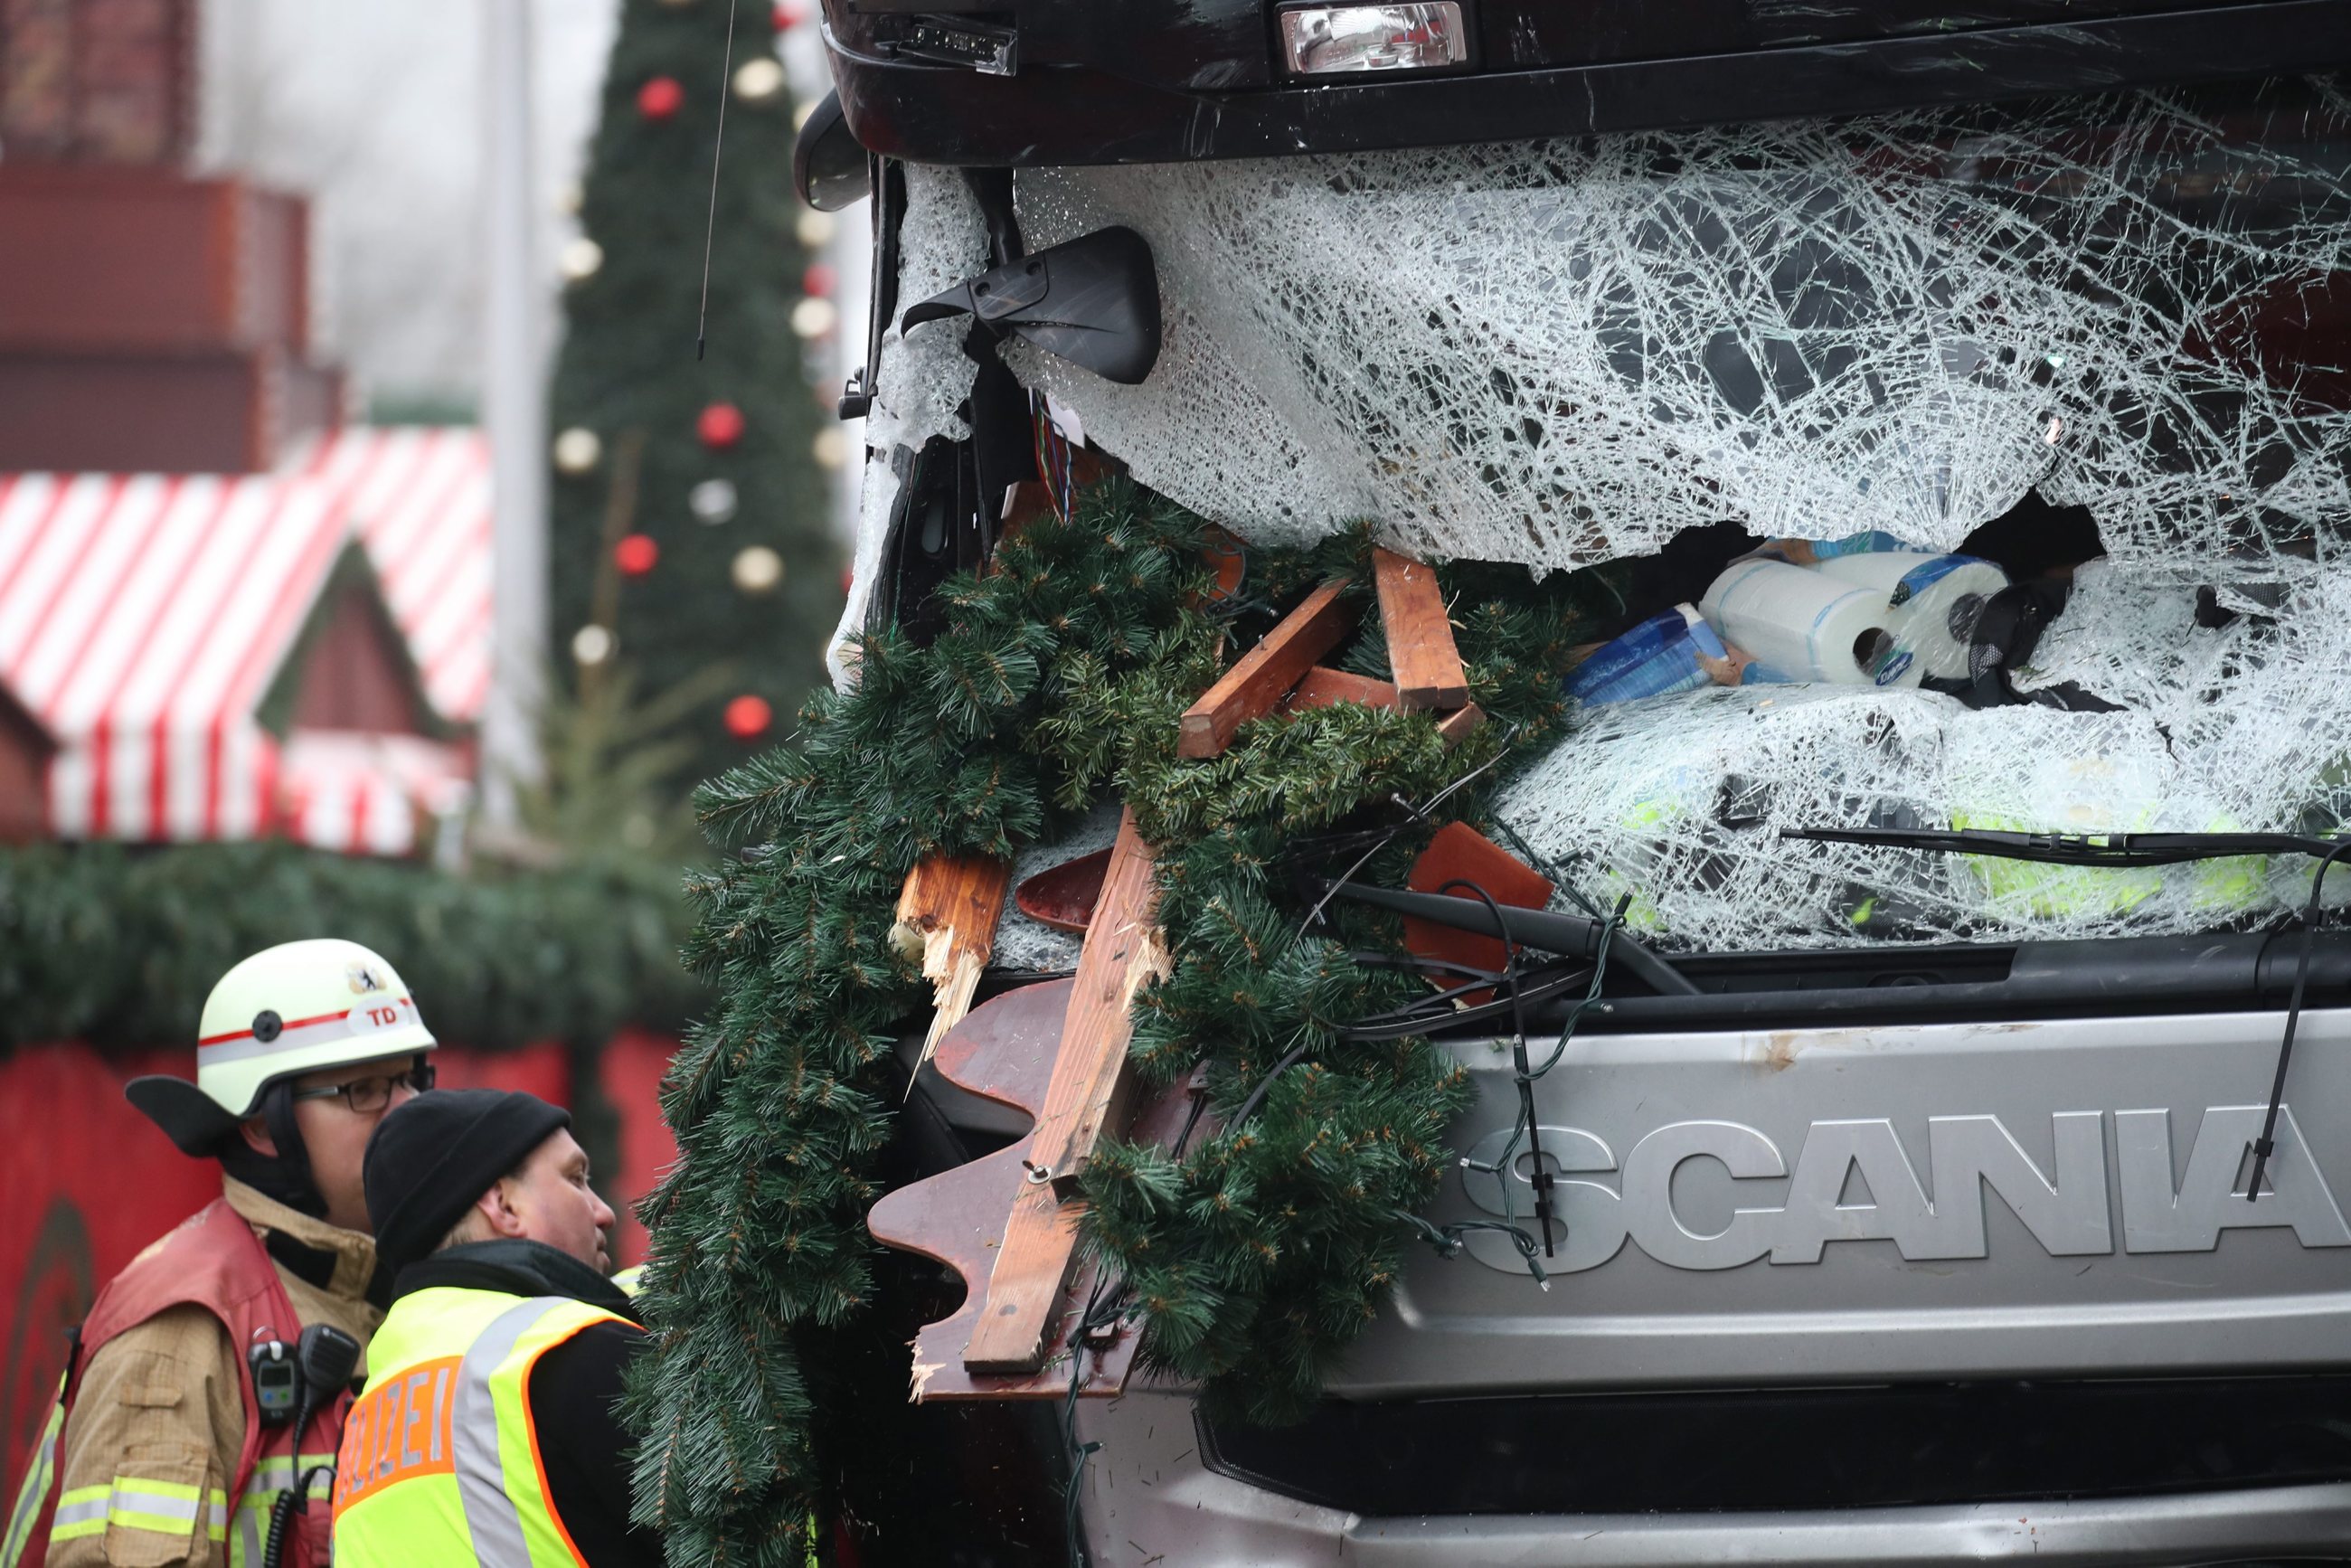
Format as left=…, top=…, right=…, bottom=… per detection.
left=215, top=1081, right=328, bottom=1220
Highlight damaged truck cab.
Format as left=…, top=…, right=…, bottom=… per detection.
left=804, top=3, right=2351, bottom=1563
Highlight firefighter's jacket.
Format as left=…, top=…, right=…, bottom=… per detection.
left=13, top=1180, right=379, bottom=1568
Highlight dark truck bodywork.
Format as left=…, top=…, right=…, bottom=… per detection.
left=823, top=0, right=2351, bottom=165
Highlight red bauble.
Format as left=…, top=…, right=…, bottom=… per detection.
left=840, top=565, right=855, bottom=594
left=637, top=76, right=685, bottom=121
left=723, top=694, right=773, bottom=739
left=771, top=1, right=807, bottom=31
left=697, top=401, right=746, bottom=450
left=615, top=534, right=660, bottom=575
left=801, top=261, right=837, bottom=298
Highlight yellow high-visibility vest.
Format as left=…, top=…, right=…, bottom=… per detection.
left=329, top=1285, right=624, bottom=1568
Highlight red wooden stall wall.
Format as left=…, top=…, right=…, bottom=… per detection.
left=0, top=1034, right=677, bottom=1497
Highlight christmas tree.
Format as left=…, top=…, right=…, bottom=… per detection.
left=548, top=0, right=841, bottom=789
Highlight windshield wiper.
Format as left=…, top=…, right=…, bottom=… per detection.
left=1310, top=879, right=1699, bottom=997
left=1780, top=826, right=2340, bottom=866
left=1784, top=823, right=2351, bottom=1205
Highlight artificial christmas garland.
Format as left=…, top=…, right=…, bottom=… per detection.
left=628, top=477, right=1612, bottom=1562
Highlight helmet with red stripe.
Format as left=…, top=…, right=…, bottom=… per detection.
left=127, top=939, right=439, bottom=1154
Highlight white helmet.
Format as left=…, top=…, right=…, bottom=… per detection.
left=128, top=939, right=439, bottom=1154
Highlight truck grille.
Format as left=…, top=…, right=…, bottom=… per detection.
left=1200, top=1376, right=2351, bottom=1516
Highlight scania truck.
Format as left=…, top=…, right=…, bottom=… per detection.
left=798, top=3, right=2351, bottom=1562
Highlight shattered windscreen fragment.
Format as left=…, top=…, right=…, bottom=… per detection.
left=830, top=165, right=991, bottom=686
left=851, top=79, right=2351, bottom=949
left=1010, top=77, right=2351, bottom=569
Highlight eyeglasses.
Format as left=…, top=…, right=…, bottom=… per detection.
left=288, top=1063, right=436, bottom=1115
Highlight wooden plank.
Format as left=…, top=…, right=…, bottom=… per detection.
left=1177, top=578, right=1354, bottom=760
left=1436, top=702, right=1485, bottom=748
left=1283, top=665, right=1400, bottom=713
left=1374, top=547, right=1468, bottom=710
left=963, top=808, right=1166, bottom=1374
left=866, top=975, right=1201, bottom=1401
left=894, top=853, right=1014, bottom=1082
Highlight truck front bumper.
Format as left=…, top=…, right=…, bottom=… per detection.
left=1080, top=1387, right=2351, bottom=1566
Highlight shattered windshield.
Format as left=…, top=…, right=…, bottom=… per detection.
left=860, top=79, right=2351, bottom=951
left=1011, top=76, right=2351, bottom=568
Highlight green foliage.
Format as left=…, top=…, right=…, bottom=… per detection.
left=549, top=0, right=840, bottom=789
left=524, top=661, right=739, bottom=868
left=632, top=477, right=1619, bottom=1560
left=627, top=480, right=1217, bottom=1565
left=1087, top=550, right=1621, bottom=1424
left=0, top=843, right=699, bottom=1053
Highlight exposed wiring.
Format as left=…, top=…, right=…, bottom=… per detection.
left=1031, top=391, right=1078, bottom=521
left=1485, top=804, right=1614, bottom=925
left=1295, top=744, right=1516, bottom=940
left=1405, top=893, right=1629, bottom=1291
left=1058, top=1270, right=1130, bottom=1568
left=1435, top=879, right=1553, bottom=1257
left=2246, top=840, right=2351, bottom=1198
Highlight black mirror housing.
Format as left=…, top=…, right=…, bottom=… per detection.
left=901, top=225, right=1161, bottom=386
left=793, top=89, right=873, bottom=212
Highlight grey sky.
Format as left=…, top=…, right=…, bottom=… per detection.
left=198, top=0, right=617, bottom=404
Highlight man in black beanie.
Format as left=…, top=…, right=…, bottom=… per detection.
left=328, top=1090, right=659, bottom=1568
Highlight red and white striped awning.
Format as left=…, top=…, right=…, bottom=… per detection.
left=280, top=730, right=473, bottom=857
left=299, top=427, right=494, bottom=724
left=0, top=427, right=490, bottom=850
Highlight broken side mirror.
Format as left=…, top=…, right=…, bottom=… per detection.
left=793, top=89, right=872, bottom=212
left=901, top=226, right=1161, bottom=386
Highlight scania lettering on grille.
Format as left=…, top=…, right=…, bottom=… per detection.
left=1458, top=1107, right=2351, bottom=1274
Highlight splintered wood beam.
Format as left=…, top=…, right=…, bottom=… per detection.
left=1177, top=578, right=1354, bottom=759
left=1436, top=702, right=1485, bottom=748
left=1374, top=547, right=1468, bottom=711
left=893, top=853, right=1014, bottom=1082
left=964, top=808, right=1166, bottom=1374
left=1283, top=665, right=1400, bottom=713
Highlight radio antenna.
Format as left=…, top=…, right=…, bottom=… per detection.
left=696, top=0, right=741, bottom=361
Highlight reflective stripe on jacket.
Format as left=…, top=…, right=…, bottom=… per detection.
left=329, top=1286, right=624, bottom=1568
left=4, top=1195, right=362, bottom=1568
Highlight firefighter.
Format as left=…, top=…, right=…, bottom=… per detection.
left=329, top=1089, right=658, bottom=1568
left=4, top=939, right=437, bottom=1568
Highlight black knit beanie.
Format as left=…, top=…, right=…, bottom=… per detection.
left=364, top=1089, right=571, bottom=1276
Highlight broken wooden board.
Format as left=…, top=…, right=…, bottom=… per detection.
left=1015, top=845, right=1113, bottom=933
left=1000, top=480, right=1054, bottom=541
left=1373, top=547, right=1468, bottom=711
left=868, top=976, right=1200, bottom=1401
left=1177, top=578, right=1354, bottom=760
left=894, top=854, right=1015, bottom=1083
left=1436, top=702, right=1486, bottom=748
left=1283, top=665, right=1401, bottom=713
left=869, top=980, right=1132, bottom=1400
left=963, top=808, right=1166, bottom=1374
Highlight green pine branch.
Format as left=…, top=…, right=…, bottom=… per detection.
left=631, top=470, right=1622, bottom=1559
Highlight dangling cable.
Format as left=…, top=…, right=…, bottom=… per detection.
left=694, top=0, right=741, bottom=361
left=2245, top=840, right=2351, bottom=1199
left=1294, top=747, right=1515, bottom=940
left=1436, top=878, right=1553, bottom=1255
left=1393, top=892, right=1627, bottom=1289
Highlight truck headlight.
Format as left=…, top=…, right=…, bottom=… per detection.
left=1278, top=4, right=1469, bottom=77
